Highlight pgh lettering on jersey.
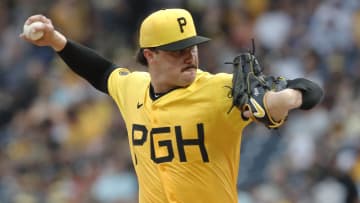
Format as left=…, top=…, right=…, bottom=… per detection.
left=132, top=123, right=208, bottom=164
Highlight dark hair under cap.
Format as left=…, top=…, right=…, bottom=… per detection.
left=136, top=48, right=158, bottom=66
left=136, top=49, right=147, bottom=66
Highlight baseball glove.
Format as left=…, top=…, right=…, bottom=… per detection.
left=228, top=51, right=288, bottom=129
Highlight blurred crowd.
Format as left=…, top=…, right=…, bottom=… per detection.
left=0, top=0, right=360, bottom=202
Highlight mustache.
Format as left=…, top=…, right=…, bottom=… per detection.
left=181, top=64, right=197, bottom=71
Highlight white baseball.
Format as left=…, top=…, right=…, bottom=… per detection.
left=23, top=21, right=45, bottom=40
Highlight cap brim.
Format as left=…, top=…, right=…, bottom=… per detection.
left=157, top=36, right=211, bottom=51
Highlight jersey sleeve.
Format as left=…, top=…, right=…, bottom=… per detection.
left=214, top=73, right=252, bottom=130
left=107, top=68, right=131, bottom=111
left=107, top=67, right=151, bottom=117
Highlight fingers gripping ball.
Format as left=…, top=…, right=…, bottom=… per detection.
left=23, top=21, right=45, bottom=40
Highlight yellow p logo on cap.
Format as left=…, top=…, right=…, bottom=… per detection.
left=139, top=8, right=210, bottom=51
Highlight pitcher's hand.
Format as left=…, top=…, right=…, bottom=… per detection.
left=20, top=14, right=67, bottom=51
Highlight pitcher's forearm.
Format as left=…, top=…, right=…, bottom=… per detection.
left=51, top=31, right=67, bottom=52
left=57, top=40, right=116, bottom=93
left=265, top=89, right=302, bottom=121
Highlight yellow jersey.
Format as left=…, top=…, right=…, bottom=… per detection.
left=108, top=68, right=251, bottom=203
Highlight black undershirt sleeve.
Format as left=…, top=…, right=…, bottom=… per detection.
left=287, top=78, right=324, bottom=110
left=57, top=40, right=117, bottom=94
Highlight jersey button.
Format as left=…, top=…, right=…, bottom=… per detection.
left=159, top=165, right=166, bottom=171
